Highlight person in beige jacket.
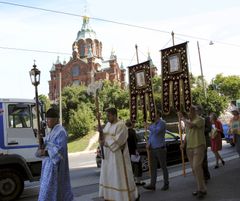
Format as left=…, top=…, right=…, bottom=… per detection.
left=179, top=105, right=206, bottom=199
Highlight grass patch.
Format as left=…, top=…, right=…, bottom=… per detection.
left=91, top=141, right=99, bottom=150
left=67, top=131, right=96, bottom=153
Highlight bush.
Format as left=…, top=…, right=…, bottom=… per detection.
left=68, top=105, right=95, bottom=139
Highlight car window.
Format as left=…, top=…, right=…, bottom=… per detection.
left=165, top=130, right=180, bottom=139
left=136, top=131, right=146, bottom=142
left=8, top=104, right=32, bottom=128
left=136, top=130, right=149, bottom=142
left=165, top=133, right=175, bottom=139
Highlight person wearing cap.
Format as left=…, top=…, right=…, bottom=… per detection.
left=229, top=109, right=240, bottom=157
left=36, top=108, right=74, bottom=201
left=179, top=105, right=207, bottom=199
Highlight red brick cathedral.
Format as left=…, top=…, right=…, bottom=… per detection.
left=48, top=16, right=126, bottom=101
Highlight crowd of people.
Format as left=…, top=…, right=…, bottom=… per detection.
left=177, top=106, right=239, bottom=199
left=34, top=105, right=239, bottom=201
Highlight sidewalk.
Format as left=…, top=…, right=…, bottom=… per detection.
left=138, top=156, right=240, bottom=201
left=76, top=155, right=240, bottom=201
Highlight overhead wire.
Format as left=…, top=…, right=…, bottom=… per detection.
left=0, top=0, right=240, bottom=71
left=1, top=1, right=240, bottom=48
left=0, top=1, right=170, bottom=34
left=128, top=53, right=136, bottom=66
left=0, top=46, right=71, bottom=55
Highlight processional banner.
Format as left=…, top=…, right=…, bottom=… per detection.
left=128, top=60, right=155, bottom=123
left=161, top=42, right=191, bottom=114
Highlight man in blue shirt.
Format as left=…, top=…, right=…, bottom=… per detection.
left=143, top=110, right=169, bottom=191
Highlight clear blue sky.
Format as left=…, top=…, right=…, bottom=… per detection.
left=0, top=0, right=240, bottom=99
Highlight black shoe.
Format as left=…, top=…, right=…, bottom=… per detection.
left=214, top=165, right=219, bottom=169
left=197, top=191, right=207, bottom=199
left=143, top=184, right=156, bottom=191
left=161, top=185, right=169, bottom=191
left=136, top=182, right=145, bottom=186
left=222, top=160, right=225, bottom=166
left=192, top=191, right=207, bottom=197
left=192, top=191, right=198, bottom=196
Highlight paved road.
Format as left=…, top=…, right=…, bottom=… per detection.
left=18, top=142, right=238, bottom=201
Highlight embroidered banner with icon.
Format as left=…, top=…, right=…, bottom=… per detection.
left=128, top=60, right=155, bottom=123
left=161, top=42, right=191, bottom=114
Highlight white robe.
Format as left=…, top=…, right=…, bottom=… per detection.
left=99, top=120, right=138, bottom=201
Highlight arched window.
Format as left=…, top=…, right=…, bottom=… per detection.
left=80, top=45, right=85, bottom=57
left=72, top=65, right=80, bottom=77
left=79, top=40, right=85, bottom=57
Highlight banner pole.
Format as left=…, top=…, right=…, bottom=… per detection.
left=178, top=113, right=186, bottom=176
left=135, top=44, right=152, bottom=177
left=171, top=31, right=175, bottom=46
left=135, top=44, right=139, bottom=64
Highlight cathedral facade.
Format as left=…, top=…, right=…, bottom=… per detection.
left=48, top=16, right=126, bottom=101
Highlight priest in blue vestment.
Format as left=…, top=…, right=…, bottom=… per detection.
left=36, top=108, right=74, bottom=201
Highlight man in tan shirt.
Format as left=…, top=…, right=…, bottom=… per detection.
left=179, top=105, right=207, bottom=199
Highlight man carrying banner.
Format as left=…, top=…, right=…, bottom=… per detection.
left=99, top=108, right=139, bottom=201
left=196, top=105, right=211, bottom=182
left=179, top=106, right=207, bottom=199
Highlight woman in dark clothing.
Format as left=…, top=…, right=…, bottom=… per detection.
left=126, top=120, right=145, bottom=186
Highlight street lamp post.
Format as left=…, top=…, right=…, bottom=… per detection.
left=29, top=61, right=43, bottom=148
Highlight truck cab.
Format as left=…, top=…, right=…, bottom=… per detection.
left=0, top=98, right=45, bottom=201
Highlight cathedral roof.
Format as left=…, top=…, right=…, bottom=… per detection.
left=76, top=16, right=97, bottom=40
left=50, top=63, right=55, bottom=72
left=50, top=56, right=61, bottom=72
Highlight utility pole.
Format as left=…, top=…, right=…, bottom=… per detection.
left=197, top=41, right=206, bottom=98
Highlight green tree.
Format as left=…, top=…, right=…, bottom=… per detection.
left=99, top=80, right=129, bottom=111
left=192, top=86, right=228, bottom=116
left=118, top=108, right=145, bottom=129
left=68, top=104, right=95, bottom=139
left=39, top=94, right=51, bottom=111
left=152, top=76, right=162, bottom=109
left=118, top=108, right=130, bottom=121
left=211, top=74, right=240, bottom=100
left=61, top=85, right=93, bottom=128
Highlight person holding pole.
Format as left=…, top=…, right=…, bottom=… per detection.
left=196, top=105, right=211, bottom=182
left=99, top=108, right=139, bottom=201
left=179, top=105, right=207, bottom=199
left=36, top=108, right=74, bottom=201
left=143, top=109, right=169, bottom=191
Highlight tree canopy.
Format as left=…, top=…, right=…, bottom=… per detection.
left=39, top=73, right=237, bottom=138
left=210, top=74, right=240, bottom=100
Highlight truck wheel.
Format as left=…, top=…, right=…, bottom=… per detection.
left=0, top=169, right=24, bottom=201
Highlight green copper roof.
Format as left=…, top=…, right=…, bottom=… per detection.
left=76, top=16, right=96, bottom=40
